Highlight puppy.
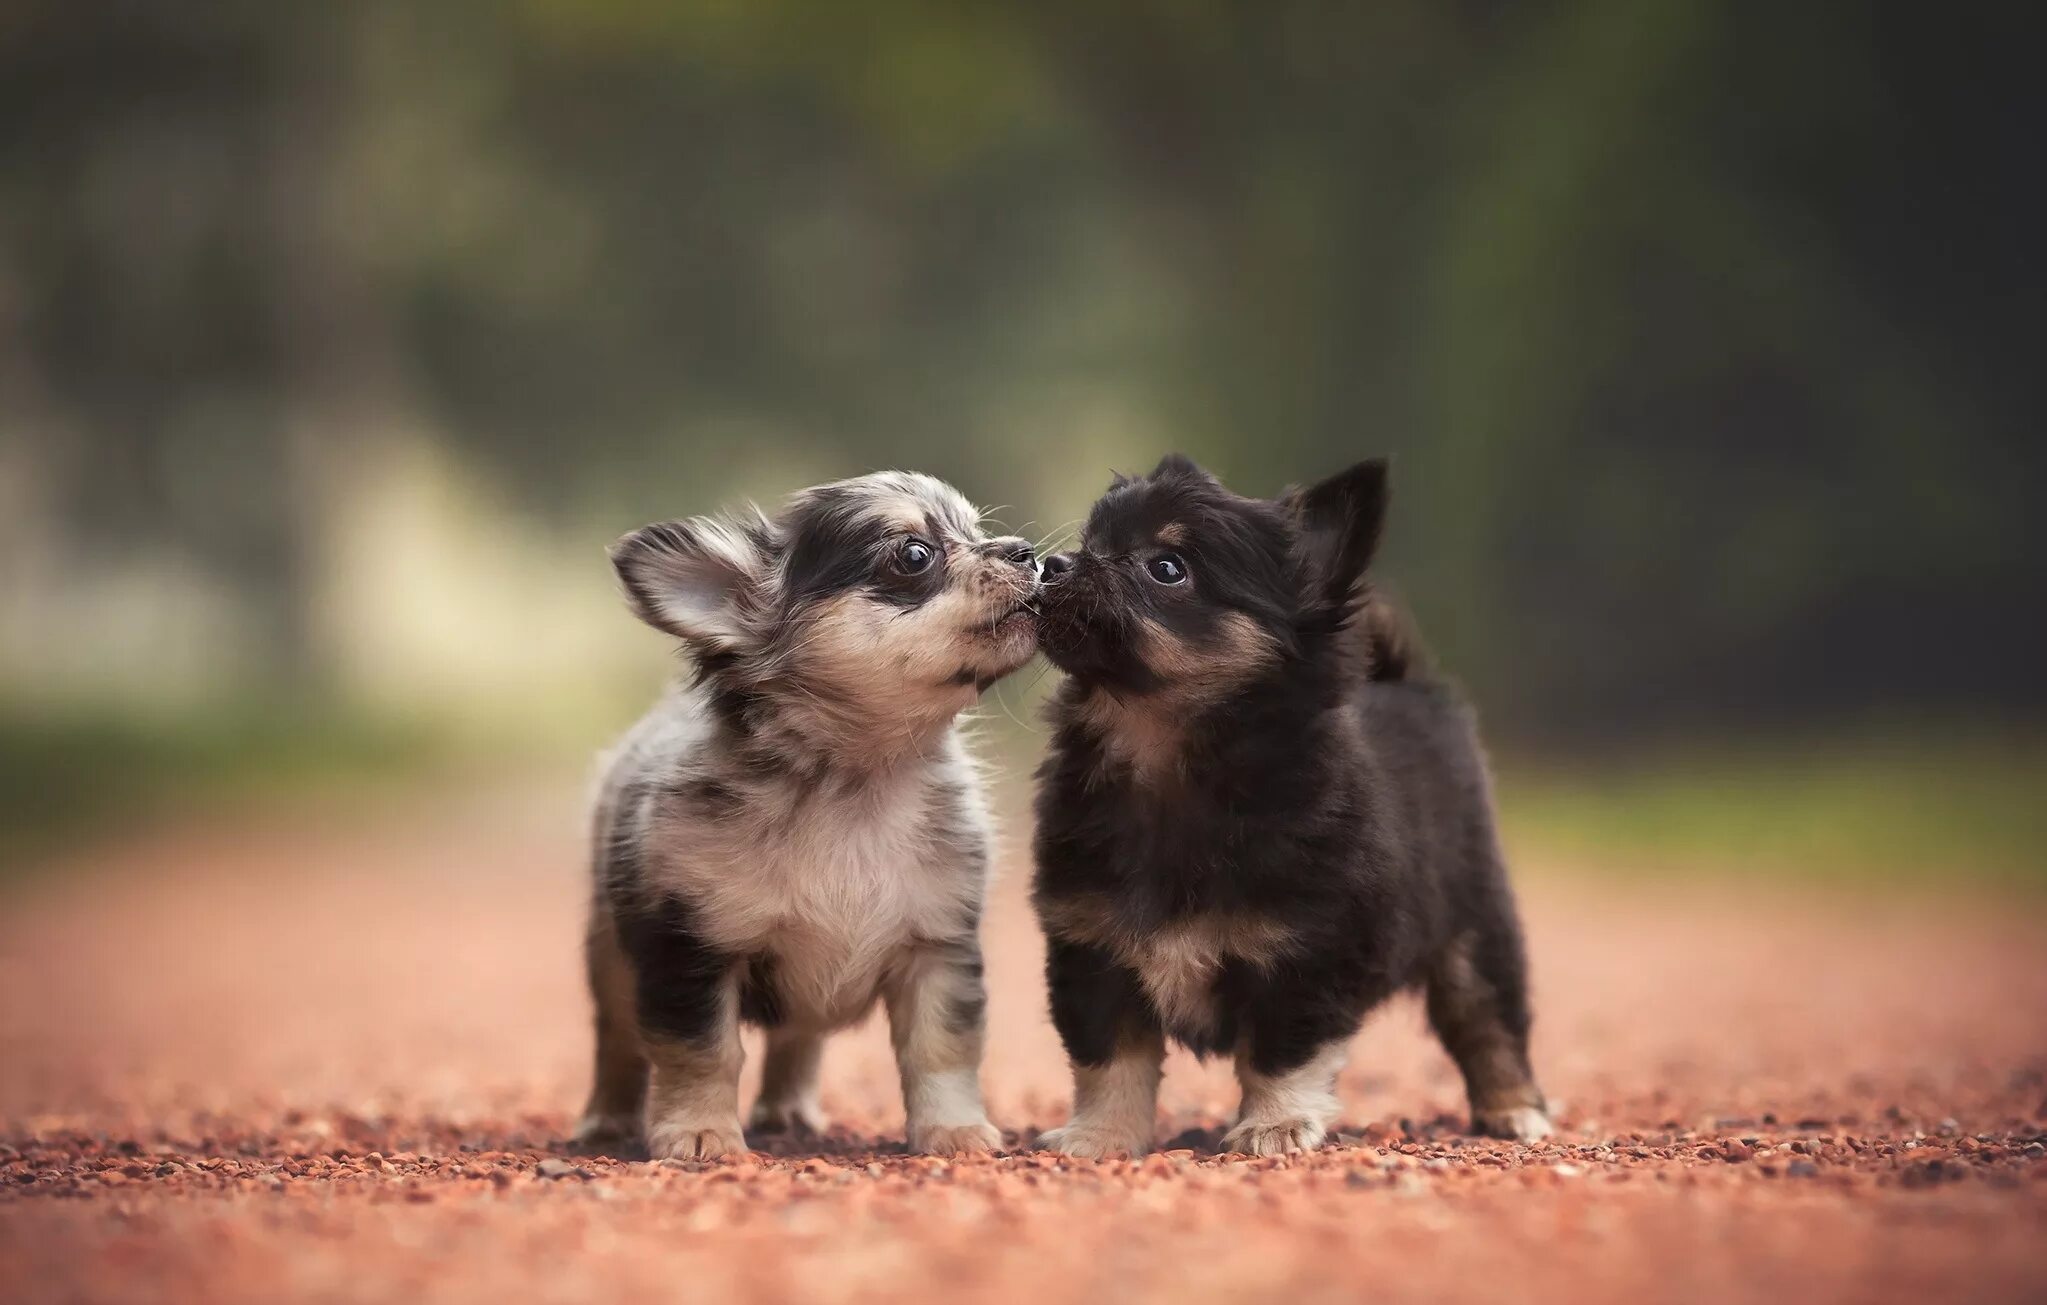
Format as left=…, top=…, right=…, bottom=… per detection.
left=1030, top=454, right=1551, bottom=1158
left=577, top=472, right=1039, bottom=1160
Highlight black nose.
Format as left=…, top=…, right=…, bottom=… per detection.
left=1041, top=552, right=1076, bottom=583
left=989, top=536, right=1036, bottom=571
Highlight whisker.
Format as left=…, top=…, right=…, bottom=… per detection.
left=987, top=663, right=1051, bottom=735
left=1032, top=518, right=1082, bottom=554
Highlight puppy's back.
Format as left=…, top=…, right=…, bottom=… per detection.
left=1342, top=593, right=1496, bottom=849
left=591, top=688, right=711, bottom=857
left=1350, top=670, right=1505, bottom=915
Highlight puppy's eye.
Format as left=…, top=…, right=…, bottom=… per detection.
left=895, top=538, right=937, bottom=575
left=1146, top=553, right=1188, bottom=585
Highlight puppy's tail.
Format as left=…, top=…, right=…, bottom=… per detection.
left=1353, top=589, right=1428, bottom=683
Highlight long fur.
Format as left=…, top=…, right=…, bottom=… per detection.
left=578, top=472, right=1039, bottom=1160
left=1030, top=455, right=1551, bottom=1158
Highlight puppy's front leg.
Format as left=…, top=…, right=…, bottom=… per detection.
left=641, top=976, right=748, bottom=1161
left=883, top=938, right=1002, bottom=1155
left=1038, top=938, right=1164, bottom=1158
left=1223, top=1033, right=1349, bottom=1158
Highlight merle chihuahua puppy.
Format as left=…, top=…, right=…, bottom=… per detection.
left=1030, top=454, right=1550, bottom=1157
left=579, top=472, right=1038, bottom=1160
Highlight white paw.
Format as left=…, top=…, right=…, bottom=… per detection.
left=1474, top=1106, right=1554, bottom=1142
left=646, top=1117, right=751, bottom=1161
left=748, top=1097, right=830, bottom=1136
left=1222, top=1118, right=1328, bottom=1157
left=910, top=1119, right=1003, bottom=1156
left=1036, top=1123, right=1150, bottom=1159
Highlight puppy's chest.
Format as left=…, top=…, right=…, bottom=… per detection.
left=1130, top=915, right=1301, bottom=1050
left=1046, top=885, right=1298, bottom=1050
left=1038, top=787, right=1305, bottom=1047
left=650, top=786, right=982, bottom=1014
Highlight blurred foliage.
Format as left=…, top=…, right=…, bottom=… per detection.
left=0, top=704, right=439, bottom=872
left=1497, top=732, right=2047, bottom=890
left=7, top=701, right=2035, bottom=891
left=2, top=0, right=2041, bottom=744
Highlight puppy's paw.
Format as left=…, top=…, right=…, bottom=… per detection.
left=570, top=1112, right=640, bottom=1152
left=1036, top=1123, right=1150, bottom=1160
left=1221, top=1118, right=1328, bottom=1157
left=1473, top=1106, right=1553, bottom=1142
left=910, top=1119, right=1002, bottom=1156
left=646, top=1118, right=751, bottom=1162
left=748, top=1097, right=829, bottom=1137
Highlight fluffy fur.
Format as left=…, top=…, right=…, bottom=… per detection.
left=1030, top=454, right=1551, bottom=1158
left=579, top=471, right=1039, bottom=1160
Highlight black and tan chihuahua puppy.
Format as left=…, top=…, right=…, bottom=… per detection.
left=1030, top=455, right=1550, bottom=1157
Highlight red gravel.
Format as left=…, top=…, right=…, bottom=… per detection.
left=2, top=785, right=2044, bottom=1303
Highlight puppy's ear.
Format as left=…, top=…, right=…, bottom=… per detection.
left=1150, top=452, right=1217, bottom=484
left=1283, top=459, right=1389, bottom=618
left=610, top=512, right=774, bottom=650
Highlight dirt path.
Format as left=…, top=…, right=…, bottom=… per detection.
left=3, top=786, right=2044, bottom=1303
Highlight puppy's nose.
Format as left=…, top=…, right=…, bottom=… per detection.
left=988, top=536, right=1036, bottom=572
left=1040, top=552, right=1076, bottom=584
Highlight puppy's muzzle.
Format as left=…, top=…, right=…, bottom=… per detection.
left=981, top=535, right=1039, bottom=579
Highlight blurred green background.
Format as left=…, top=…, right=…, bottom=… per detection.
left=2, top=1, right=2040, bottom=883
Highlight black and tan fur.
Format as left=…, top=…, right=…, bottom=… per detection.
left=579, top=472, right=1038, bottom=1160
left=1030, top=455, right=1550, bottom=1157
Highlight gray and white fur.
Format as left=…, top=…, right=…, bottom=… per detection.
left=577, top=472, right=1039, bottom=1159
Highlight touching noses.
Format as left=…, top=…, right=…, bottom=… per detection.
left=1040, top=553, right=1075, bottom=584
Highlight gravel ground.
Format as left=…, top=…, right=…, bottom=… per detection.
left=2, top=786, right=2044, bottom=1303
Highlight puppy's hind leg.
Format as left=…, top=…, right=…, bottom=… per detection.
left=749, top=1027, right=830, bottom=1136
left=1426, top=921, right=1552, bottom=1141
left=573, top=909, right=648, bottom=1151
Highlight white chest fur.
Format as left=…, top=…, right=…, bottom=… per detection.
left=640, top=763, right=988, bottom=1029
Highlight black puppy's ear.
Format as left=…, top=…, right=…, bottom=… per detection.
left=1283, top=459, right=1389, bottom=619
left=1150, top=452, right=1217, bottom=483
left=610, top=510, right=775, bottom=652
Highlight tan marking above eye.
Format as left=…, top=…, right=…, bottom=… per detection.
left=853, top=486, right=936, bottom=540
left=1156, top=523, right=1189, bottom=547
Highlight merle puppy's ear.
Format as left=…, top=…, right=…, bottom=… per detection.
left=609, top=512, right=775, bottom=650
left=1283, top=459, right=1389, bottom=620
